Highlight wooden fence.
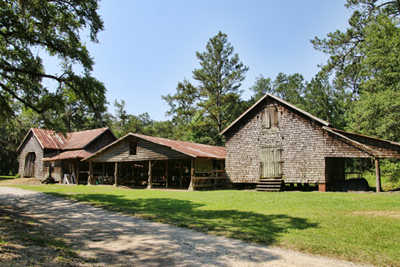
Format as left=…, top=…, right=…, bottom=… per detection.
left=190, top=170, right=230, bottom=190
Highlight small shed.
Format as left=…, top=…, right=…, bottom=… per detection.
left=82, top=133, right=227, bottom=190
left=220, top=94, right=400, bottom=192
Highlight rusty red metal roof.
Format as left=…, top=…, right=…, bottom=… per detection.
left=43, top=150, right=92, bottom=161
left=83, top=133, right=226, bottom=161
left=31, top=128, right=68, bottom=150
left=133, top=133, right=226, bottom=159
left=63, top=128, right=109, bottom=149
left=18, top=128, right=110, bottom=151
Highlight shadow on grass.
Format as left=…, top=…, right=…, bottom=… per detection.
left=0, top=190, right=319, bottom=266
left=0, top=205, right=90, bottom=266
left=49, top=192, right=318, bottom=245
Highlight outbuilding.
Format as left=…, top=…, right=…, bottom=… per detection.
left=220, top=94, right=400, bottom=192
left=82, top=133, right=227, bottom=190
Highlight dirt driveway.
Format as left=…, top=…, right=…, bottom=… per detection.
left=0, top=187, right=367, bottom=266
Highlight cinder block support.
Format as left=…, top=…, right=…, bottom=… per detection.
left=318, top=183, right=326, bottom=192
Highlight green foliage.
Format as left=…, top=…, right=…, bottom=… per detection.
left=0, top=0, right=106, bottom=125
left=164, top=32, right=248, bottom=145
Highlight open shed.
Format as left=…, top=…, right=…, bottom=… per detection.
left=82, top=133, right=227, bottom=190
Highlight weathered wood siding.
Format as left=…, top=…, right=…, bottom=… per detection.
left=90, top=136, right=190, bottom=162
left=18, top=132, right=45, bottom=178
left=86, top=130, right=116, bottom=153
left=224, top=98, right=371, bottom=184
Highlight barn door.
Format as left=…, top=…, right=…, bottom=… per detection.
left=24, top=152, right=36, bottom=177
left=259, top=147, right=282, bottom=178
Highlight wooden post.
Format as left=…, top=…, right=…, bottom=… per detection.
left=179, top=161, right=183, bottom=188
left=102, top=163, right=105, bottom=177
left=375, top=158, right=382, bottom=192
left=165, top=160, right=169, bottom=188
left=114, top=162, right=118, bottom=187
left=76, top=161, right=80, bottom=185
left=188, top=158, right=195, bottom=191
left=88, top=161, right=93, bottom=185
left=147, top=160, right=152, bottom=189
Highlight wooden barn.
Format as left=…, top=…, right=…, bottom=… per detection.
left=220, top=94, right=400, bottom=192
left=82, top=133, right=227, bottom=190
left=17, top=128, right=116, bottom=182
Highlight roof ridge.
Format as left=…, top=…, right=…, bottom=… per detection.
left=134, top=133, right=224, bottom=148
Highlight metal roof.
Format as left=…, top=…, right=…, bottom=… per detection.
left=83, top=133, right=226, bottom=161
left=220, top=93, right=330, bottom=136
left=17, top=127, right=110, bottom=152
left=43, top=150, right=92, bottom=162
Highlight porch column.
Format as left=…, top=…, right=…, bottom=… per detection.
left=375, top=158, right=382, bottom=192
left=165, top=160, right=169, bottom=188
left=88, top=161, right=93, bottom=185
left=147, top=160, right=152, bottom=189
left=114, top=162, right=118, bottom=187
left=188, top=158, right=195, bottom=191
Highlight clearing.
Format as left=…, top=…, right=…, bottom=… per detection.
left=2, top=184, right=399, bottom=266
left=0, top=186, right=369, bottom=266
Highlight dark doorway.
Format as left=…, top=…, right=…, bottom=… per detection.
left=24, top=152, right=36, bottom=177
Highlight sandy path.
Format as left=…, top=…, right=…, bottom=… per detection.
left=0, top=187, right=368, bottom=267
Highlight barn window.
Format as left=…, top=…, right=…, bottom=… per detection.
left=129, top=142, right=137, bottom=155
left=263, top=106, right=279, bottom=129
left=262, top=106, right=279, bottom=129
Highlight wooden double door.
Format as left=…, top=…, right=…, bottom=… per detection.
left=259, top=147, right=282, bottom=178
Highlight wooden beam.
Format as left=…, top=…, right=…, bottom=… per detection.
left=165, top=160, right=168, bottom=188
left=114, top=162, right=118, bottom=187
left=188, top=158, right=195, bottom=191
left=375, top=158, right=382, bottom=192
left=88, top=161, right=93, bottom=185
left=147, top=160, right=152, bottom=189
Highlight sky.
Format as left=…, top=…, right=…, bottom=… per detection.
left=47, top=1, right=353, bottom=121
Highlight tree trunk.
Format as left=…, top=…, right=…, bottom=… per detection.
left=375, top=158, right=382, bottom=192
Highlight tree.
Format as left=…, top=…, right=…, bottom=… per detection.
left=164, top=32, right=248, bottom=145
left=312, top=0, right=400, bottom=96
left=0, top=0, right=106, bottom=125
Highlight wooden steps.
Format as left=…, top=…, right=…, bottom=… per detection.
left=256, top=178, right=283, bottom=192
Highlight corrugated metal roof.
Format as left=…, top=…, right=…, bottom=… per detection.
left=63, top=128, right=109, bottom=149
left=43, top=150, right=92, bottom=161
left=133, top=133, right=226, bottom=159
left=18, top=128, right=110, bottom=151
left=83, top=133, right=226, bottom=161
left=31, top=128, right=68, bottom=150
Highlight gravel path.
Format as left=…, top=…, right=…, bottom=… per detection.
left=0, top=187, right=368, bottom=266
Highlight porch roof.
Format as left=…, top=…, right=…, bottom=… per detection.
left=43, top=150, right=92, bottom=162
left=324, top=127, right=400, bottom=159
left=82, top=133, right=226, bottom=162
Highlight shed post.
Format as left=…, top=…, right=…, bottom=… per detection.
left=375, top=158, right=382, bottom=192
left=179, top=161, right=183, bottom=188
left=147, top=160, right=152, bottom=189
left=88, top=161, right=93, bottom=185
left=114, top=162, right=118, bottom=187
left=165, top=160, right=169, bottom=188
left=76, top=161, right=80, bottom=185
left=188, top=158, right=195, bottom=191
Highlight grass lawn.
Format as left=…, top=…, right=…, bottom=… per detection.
left=0, top=175, right=17, bottom=180
left=10, top=185, right=400, bottom=266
